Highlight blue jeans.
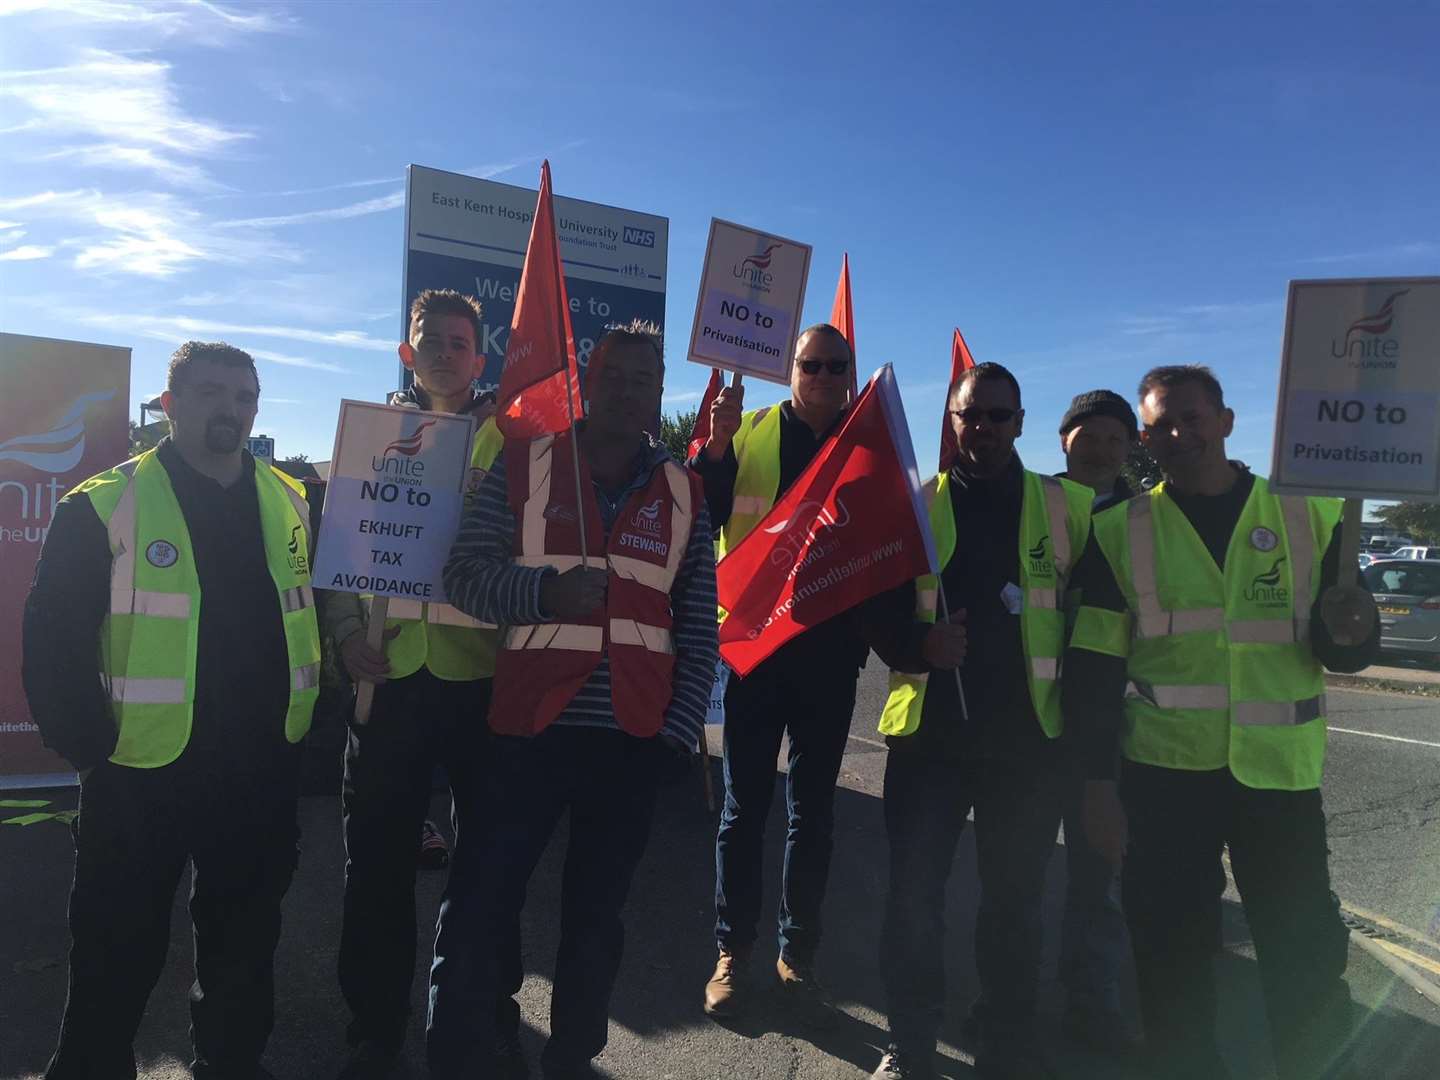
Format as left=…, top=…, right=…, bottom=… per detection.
left=426, top=726, right=666, bottom=1078
left=713, top=660, right=858, bottom=964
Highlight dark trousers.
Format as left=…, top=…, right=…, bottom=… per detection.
left=426, top=726, right=666, bottom=1078
left=713, top=661, right=858, bottom=963
left=45, top=750, right=300, bottom=1080
left=1121, top=761, right=1352, bottom=1080
left=1058, top=780, right=1127, bottom=1013
left=880, top=745, right=1063, bottom=1056
left=339, top=669, right=518, bottom=1052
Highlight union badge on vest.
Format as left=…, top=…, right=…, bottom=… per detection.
left=1249, top=526, right=1280, bottom=552
left=146, top=539, right=179, bottom=568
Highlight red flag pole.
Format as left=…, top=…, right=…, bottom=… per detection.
left=935, top=581, right=969, bottom=721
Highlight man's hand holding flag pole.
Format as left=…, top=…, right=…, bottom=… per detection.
left=715, top=364, right=967, bottom=717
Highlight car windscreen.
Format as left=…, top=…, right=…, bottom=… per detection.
left=1363, top=562, right=1440, bottom=598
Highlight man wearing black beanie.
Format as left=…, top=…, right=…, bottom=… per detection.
left=1057, top=390, right=1139, bottom=512
left=1051, top=389, right=1142, bottom=1056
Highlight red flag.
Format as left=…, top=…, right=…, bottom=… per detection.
left=717, top=364, right=938, bottom=676
left=497, top=160, right=582, bottom=437
left=829, top=252, right=858, bottom=399
left=687, top=368, right=725, bottom=460
left=937, top=327, right=977, bottom=471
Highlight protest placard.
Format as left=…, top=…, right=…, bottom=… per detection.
left=687, top=219, right=812, bottom=384
left=311, top=401, right=476, bottom=603
left=1270, top=277, right=1440, bottom=501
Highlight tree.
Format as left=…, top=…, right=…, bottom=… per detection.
left=282, top=452, right=310, bottom=464
left=1372, top=502, right=1440, bottom=543
left=128, top=418, right=166, bottom=455
left=657, top=408, right=698, bottom=462
left=1120, top=442, right=1162, bottom=492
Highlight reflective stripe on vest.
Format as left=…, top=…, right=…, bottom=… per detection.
left=373, top=416, right=503, bottom=681
left=879, top=468, right=1091, bottom=739
left=1087, top=477, right=1338, bottom=790
left=491, top=434, right=697, bottom=736
left=79, top=449, right=321, bottom=767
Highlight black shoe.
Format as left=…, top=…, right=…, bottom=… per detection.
left=540, top=1064, right=601, bottom=1080
left=497, top=1031, right=530, bottom=1080
left=335, top=1039, right=401, bottom=1080
left=1062, top=1003, right=1140, bottom=1055
left=418, top=819, right=450, bottom=869
left=974, top=1040, right=1058, bottom=1080
left=872, top=1045, right=937, bottom=1079
left=191, top=1063, right=279, bottom=1080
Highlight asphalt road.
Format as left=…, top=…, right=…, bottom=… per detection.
left=4, top=670, right=1439, bottom=1079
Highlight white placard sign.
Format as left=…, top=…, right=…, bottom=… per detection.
left=687, top=218, right=812, bottom=384
left=1271, top=277, right=1440, bottom=500
left=311, top=401, right=477, bottom=600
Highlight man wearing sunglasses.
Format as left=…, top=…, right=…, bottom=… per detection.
left=692, top=324, right=967, bottom=1022
left=872, top=363, right=1092, bottom=1080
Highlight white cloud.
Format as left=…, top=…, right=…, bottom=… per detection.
left=217, top=190, right=405, bottom=229
left=1296, top=241, right=1439, bottom=266
left=0, top=190, right=95, bottom=213
left=0, top=1, right=290, bottom=38
left=1, top=51, right=251, bottom=158
left=216, top=154, right=549, bottom=229
left=248, top=348, right=351, bottom=374
left=39, top=144, right=229, bottom=192
left=0, top=244, right=52, bottom=260
left=80, top=312, right=393, bottom=352
left=0, top=227, right=25, bottom=244
left=0, top=187, right=296, bottom=276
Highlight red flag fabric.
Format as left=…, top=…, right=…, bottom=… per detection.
left=829, top=252, right=858, bottom=399
left=937, top=326, right=977, bottom=471
left=497, top=160, right=582, bottom=437
left=687, top=368, right=725, bottom=460
left=716, top=364, right=938, bottom=676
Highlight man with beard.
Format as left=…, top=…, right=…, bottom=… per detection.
left=1064, top=365, right=1378, bottom=1080
left=22, top=341, right=321, bottom=1080
left=872, top=363, right=1092, bottom=1080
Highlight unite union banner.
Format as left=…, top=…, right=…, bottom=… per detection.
left=1, top=333, right=130, bottom=789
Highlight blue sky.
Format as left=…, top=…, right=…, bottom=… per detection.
left=2, top=0, right=1437, bottom=474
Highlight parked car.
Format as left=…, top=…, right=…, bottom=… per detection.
left=1361, top=560, right=1440, bottom=663
left=1384, top=545, right=1440, bottom=561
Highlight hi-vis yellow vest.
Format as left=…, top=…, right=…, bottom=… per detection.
left=368, top=417, right=505, bottom=681
left=716, top=405, right=783, bottom=560
left=879, top=469, right=1092, bottom=739
left=76, top=449, right=321, bottom=768
left=1070, top=477, right=1340, bottom=791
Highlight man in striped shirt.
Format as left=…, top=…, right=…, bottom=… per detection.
left=428, top=323, right=718, bottom=1080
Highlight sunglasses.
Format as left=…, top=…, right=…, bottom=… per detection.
left=949, top=407, right=1019, bottom=424
left=798, top=359, right=850, bottom=376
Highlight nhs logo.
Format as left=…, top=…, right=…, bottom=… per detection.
left=623, top=226, right=656, bottom=249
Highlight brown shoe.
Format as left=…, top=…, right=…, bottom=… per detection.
left=703, top=948, right=747, bottom=1017
left=776, top=954, right=834, bottom=1022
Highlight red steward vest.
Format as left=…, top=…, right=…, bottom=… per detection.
left=490, top=433, right=702, bottom=737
